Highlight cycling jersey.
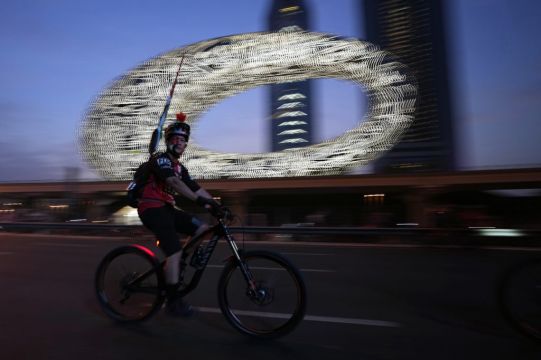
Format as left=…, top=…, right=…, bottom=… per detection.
left=137, top=152, right=200, bottom=214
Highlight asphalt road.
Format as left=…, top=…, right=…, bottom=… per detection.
left=0, top=232, right=540, bottom=359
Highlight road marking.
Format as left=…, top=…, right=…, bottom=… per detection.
left=196, top=306, right=400, bottom=328
left=299, top=268, right=335, bottom=273
left=206, top=264, right=334, bottom=273
left=33, top=242, right=95, bottom=248
left=480, top=246, right=541, bottom=252
left=304, top=314, right=400, bottom=327
left=281, top=252, right=335, bottom=256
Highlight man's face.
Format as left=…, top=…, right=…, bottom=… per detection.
left=167, top=134, right=187, bottom=156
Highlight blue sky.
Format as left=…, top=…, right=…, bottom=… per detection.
left=0, top=0, right=540, bottom=181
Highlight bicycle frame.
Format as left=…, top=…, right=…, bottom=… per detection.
left=125, top=218, right=257, bottom=299
left=177, top=218, right=258, bottom=297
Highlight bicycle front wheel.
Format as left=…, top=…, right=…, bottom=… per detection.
left=95, top=245, right=165, bottom=323
left=218, top=250, right=306, bottom=339
left=499, top=258, right=541, bottom=341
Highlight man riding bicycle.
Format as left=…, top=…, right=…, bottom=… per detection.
left=137, top=112, right=221, bottom=317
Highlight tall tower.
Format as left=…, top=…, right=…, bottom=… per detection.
left=268, top=0, right=314, bottom=151
left=363, top=0, right=456, bottom=173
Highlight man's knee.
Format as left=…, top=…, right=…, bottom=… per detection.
left=195, top=223, right=210, bottom=235
left=166, top=249, right=182, bottom=260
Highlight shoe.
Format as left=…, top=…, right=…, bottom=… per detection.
left=166, top=298, right=194, bottom=318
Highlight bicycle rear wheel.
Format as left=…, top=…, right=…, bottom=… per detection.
left=218, top=250, right=306, bottom=339
left=95, top=245, right=165, bottom=323
left=499, top=258, right=541, bottom=341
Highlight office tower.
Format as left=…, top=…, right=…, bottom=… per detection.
left=268, top=0, right=314, bottom=151
left=363, top=0, right=456, bottom=172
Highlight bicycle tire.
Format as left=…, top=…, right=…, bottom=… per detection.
left=498, top=258, right=541, bottom=342
left=95, top=245, right=165, bottom=323
left=218, top=250, right=306, bottom=339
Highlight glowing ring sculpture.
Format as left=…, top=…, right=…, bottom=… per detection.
left=80, top=31, right=416, bottom=179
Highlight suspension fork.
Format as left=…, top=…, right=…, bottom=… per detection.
left=221, top=220, right=258, bottom=292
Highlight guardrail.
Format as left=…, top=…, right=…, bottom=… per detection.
left=0, top=221, right=471, bottom=236
left=1, top=222, right=540, bottom=246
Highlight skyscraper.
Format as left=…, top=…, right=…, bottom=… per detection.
left=363, top=0, right=456, bottom=173
left=268, top=0, right=314, bottom=151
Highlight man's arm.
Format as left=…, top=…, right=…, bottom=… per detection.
left=165, top=176, right=199, bottom=201
left=195, top=188, right=216, bottom=202
left=165, top=177, right=220, bottom=209
left=177, top=164, right=220, bottom=206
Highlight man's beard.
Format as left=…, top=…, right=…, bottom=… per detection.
left=167, top=144, right=183, bottom=158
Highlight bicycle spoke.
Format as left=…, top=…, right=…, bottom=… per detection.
left=95, top=246, right=164, bottom=322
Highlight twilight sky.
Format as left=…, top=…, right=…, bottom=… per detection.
left=0, top=0, right=540, bottom=181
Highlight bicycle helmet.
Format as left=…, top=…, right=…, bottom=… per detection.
left=164, top=113, right=190, bottom=141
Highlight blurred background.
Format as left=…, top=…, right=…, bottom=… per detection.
left=0, top=0, right=540, bottom=235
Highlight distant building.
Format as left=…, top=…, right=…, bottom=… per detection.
left=268, top=0, right=314, bottom=151
left=363, top=0, right=456, bottom=173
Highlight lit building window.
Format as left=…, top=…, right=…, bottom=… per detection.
left=278, top=129, right=307, bottom=136
left=279, top=6, right=300, bottom=13
left=279, top=138, right=308, bottom=144
left=277, top=102, right=304, bottom=109
left=278, top=121, right=307, bottom=127
left=278, top=93, right=306, bottom=100
left=279, top=25, right=303, bottom=32
left=277, top=111, right=307, bottom=118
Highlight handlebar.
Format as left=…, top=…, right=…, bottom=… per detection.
left=211, top=206, right=233, bottom=223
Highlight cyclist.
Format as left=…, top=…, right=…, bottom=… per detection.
left=137, top=112, right=221, bottom=317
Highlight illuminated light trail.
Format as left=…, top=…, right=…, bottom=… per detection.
left=80, top=31, right=416, bottom=179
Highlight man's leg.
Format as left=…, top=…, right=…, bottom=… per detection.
left=163, top=250, right=193, bottom=316
left=159, top=223, right=210, bottom=295
left=181, top=223, right=210, bottom=257
left=138, top=206, right=190, bottom=315
left=162, top=225, right=209, bottom=318
left=164, top=250, right=183, bottom=286
left=162, top=227, right=211, bottom=285
left=160, top=211, right=209, bottom=317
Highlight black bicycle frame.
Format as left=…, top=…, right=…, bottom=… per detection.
left=177, top=219, right=257, bottom=297
left=126, top=219, right=257, bottom=298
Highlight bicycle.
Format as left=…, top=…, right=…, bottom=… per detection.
left=498, top=257, right=541, bottom=342
left=94, top=209, right=307, bottom=339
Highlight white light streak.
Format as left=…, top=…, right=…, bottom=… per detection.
left=477, top=228, right=525, bottom=237
left=80, top=31, right=416, bottom=179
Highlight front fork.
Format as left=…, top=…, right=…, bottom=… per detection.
left=223, top=226, right=259, bottom=296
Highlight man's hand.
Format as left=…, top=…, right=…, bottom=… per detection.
left=196, top=196, right=227, bottom=218
left=196, top=196, right=220, bottom=209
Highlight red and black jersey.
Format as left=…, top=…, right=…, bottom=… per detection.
left=138, top=152, right=200, bottom=213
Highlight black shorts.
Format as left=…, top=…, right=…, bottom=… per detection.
left=139, top=205, right=203, bottom=256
